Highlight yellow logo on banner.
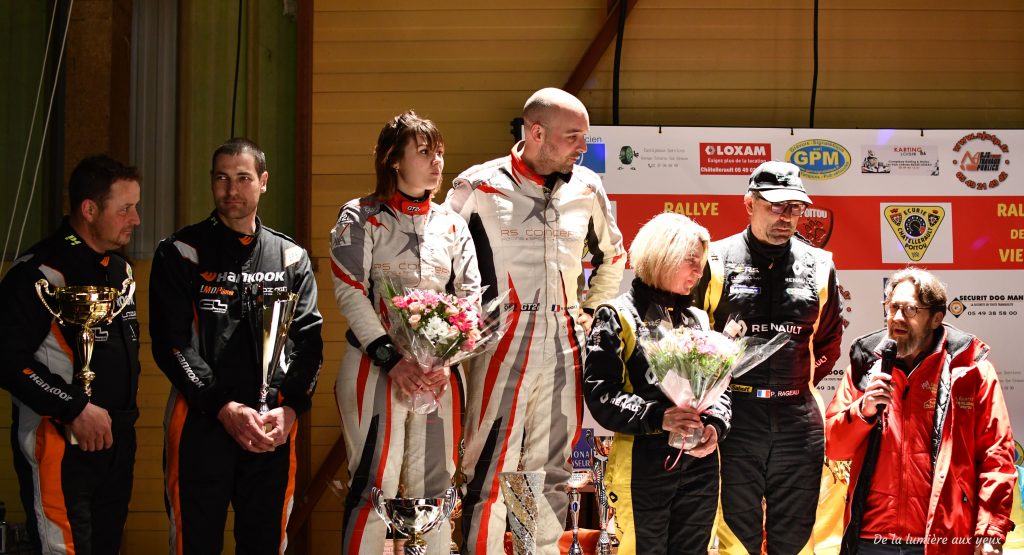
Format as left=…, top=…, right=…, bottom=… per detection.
left=885, top=205, right=945, bottom=261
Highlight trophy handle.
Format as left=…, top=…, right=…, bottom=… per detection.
left=370, top=487, right=391, bottom=534
left=34, top=279, right=64, bottom=324
left=440, top=486, right=459, bottom=522
left=108, top=278, right=136, bottom=320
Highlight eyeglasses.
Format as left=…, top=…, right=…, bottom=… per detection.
left=882, top=301, right=931, bottom=318
left=756, top=196, right=807, bottom=217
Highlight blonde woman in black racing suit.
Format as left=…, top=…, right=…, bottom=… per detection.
left=583, top=213, right=731, bottom=555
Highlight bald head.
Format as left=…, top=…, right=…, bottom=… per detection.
left=523, top=87, right=588, bottom=126
left=520, top=88, right=591, bottom=175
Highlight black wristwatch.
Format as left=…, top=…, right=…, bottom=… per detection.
left=370, top=342, right=397, bottom=367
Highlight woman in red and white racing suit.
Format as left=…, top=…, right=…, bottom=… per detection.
left=330, top=111, right=481, bottom=555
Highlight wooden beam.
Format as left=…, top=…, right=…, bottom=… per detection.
left=292, top=1, right=315, bottom=551
left=288, top=432, right=348, bottom=537
left=563, top=0, right=639, bottom=95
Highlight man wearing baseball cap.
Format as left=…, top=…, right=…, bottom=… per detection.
left=692, top=160, right=845, bottom=554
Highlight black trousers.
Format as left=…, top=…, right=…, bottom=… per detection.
left=164, top=396, right=295, bottom=555
left=718, top=395, right=825, bottom=555
left=12, top=410, right=137, bottom=555
left=606, top=432, right=720, bottom=555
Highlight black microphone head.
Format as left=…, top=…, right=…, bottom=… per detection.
left=879, top=338, right=897, bottom=358
left=878, top=338, right=898, bottom=376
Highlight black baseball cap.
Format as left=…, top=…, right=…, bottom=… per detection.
left=747, top=161, right=812, bottom=205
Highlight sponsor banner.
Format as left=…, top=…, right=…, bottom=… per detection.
left=860, top=144, right=940, bottom=176
left=589, top=126, right=1024, bottom=456
left=699, top=142, right=772, bottom=175
left=595, top=127, right=1022, bottom=197
left=786, top=139, right=852, bottom=180
left=608, top=194, right=1024, bottom=270
left=951, top=131, right=1011, bottom=191
left=880, top=204, right=951, bottom=263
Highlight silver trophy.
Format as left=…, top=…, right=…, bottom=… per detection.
left=498, top=471, right=545, bottom=555
left=566, top=469, right=593, bottom=555
left=257, top=287, right=298, bottom=429
left=587, top=430, right=616, bottom=554
left=371, top=486, right=458, bottom=555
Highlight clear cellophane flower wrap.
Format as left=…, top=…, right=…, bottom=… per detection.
left=639, top=319, right=789, bottom=453
left=380, top=275, right=510, bottom=414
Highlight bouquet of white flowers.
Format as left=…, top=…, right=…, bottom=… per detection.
left=640, top=322, right=788, bottom=451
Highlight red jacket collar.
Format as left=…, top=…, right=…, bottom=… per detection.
left=385, top=191, right=431, bottom=216
left=510, top=141, right=545, bottom=186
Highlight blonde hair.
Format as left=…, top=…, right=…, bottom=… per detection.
left=630, top=213, right=710, bottom=291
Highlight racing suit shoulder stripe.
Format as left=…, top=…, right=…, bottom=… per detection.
left=172, top=240, right=199, bottom=265
left=330, top=258, right=366, bottom=295
left=704, top=254, right=725, bottom=329
left=38, top=264, right=65, bottom=286
left=599, top=300, right=637, bottom=362
left=49, top=320, right=74, bottom=364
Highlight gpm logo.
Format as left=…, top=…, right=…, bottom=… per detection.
left=786, top=139, right=851, bottom=180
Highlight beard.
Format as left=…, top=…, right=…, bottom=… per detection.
left=893, top=327, right=935, bottom=359
left=538, top=142, right=576, bottom=175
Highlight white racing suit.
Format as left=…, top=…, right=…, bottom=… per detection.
left=445, top=142, right=626, bottom=555
left=330, top=192, right=481, bottom=555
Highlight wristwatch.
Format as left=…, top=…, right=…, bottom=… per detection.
left=371, top=342, right=397, bottom=367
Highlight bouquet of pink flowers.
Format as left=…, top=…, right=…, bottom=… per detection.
left=381, top=277, right=508, bottom=414
left=640, top=322, right=788, bottom=451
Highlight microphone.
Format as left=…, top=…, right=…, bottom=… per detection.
left=876, top=338, right=897, bottom=416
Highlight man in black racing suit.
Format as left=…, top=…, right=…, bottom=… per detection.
left=691, top=161, right=844, bottom=555
left=0, top=155, right=142, bottom=555
left=150, top=138, right=323, bottom=554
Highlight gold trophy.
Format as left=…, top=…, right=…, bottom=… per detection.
left=257, top=287, right=298, bottom=429
left=34, top=277, right=135, bottom=443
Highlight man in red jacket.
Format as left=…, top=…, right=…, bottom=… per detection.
left=826, top=267, right=1016, bottom=555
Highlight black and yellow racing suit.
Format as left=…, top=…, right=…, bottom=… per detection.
left=583, top=278, right=731, bottom=555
